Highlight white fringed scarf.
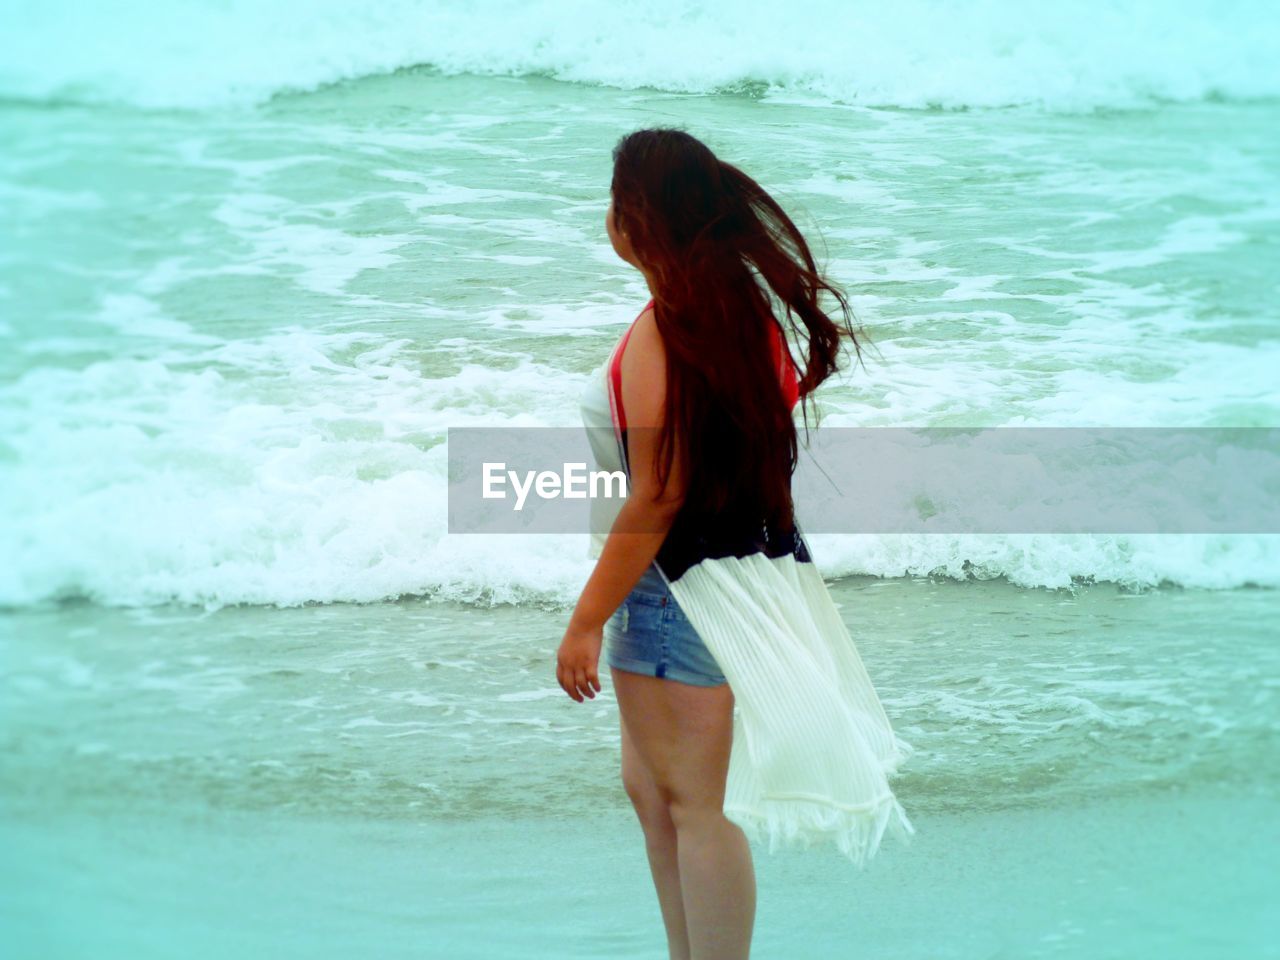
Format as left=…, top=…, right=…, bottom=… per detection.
left=660, top=550, right=915, bottom=866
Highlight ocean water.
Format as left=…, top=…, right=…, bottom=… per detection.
left=2, top=2, right=1279, bottom=957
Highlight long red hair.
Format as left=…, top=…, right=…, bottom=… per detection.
left=610, top=127, right=869, bottom=537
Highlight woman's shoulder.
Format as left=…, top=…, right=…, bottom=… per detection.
left=623, top=302, right=663, bottom=364
left=618, top=302, right=668, bottom=428
left=635, top=298, right=656, bottom=328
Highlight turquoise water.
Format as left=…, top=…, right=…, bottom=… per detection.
left=2, top=2, right=1279, bottom=957
left=3, top=579, right=1278, bottom=957
left=4, top=73, right=1279, bottom=602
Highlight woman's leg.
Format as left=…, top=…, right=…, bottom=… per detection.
left=619, top=702, right=691, bottom=960
left=612, top=667, right=755, bottom=960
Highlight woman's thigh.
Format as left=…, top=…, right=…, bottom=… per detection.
left=610, top=666, right=735, bottom=810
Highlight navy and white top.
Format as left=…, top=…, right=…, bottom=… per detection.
left=579, top=298, right=916, bottom=867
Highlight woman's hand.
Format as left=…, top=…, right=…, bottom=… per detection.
left=556, top=624, right=603, bottom=702
left=553, top=303, right=677, bottom=705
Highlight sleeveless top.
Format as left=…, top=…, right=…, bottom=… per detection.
left=578, top=298, right=916, bottom=867
left=580, top=297, right=799, bottom=561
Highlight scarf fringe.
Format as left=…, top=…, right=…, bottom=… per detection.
left=726, top=783, right=916, bottom=868
left=726, top=737, right=916, bottom=868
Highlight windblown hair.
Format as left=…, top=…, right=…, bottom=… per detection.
left=610, top=126, right=868, bottom=538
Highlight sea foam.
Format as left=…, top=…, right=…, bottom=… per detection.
left=2, top=0, right=1278, bottom=111
left=3, top=321, right=1277, bottom=610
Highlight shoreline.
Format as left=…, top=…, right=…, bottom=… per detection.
left=2, top=780, right=1273, bottom=959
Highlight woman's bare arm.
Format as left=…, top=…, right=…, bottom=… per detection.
left=556, top=306, right=687, bottom=701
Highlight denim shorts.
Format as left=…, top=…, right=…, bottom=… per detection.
left=604, top=563, right=728, bottom=687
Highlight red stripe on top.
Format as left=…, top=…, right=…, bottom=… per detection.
left=609, top=298, right=800, bottom=432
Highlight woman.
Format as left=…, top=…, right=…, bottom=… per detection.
left=558, top=128, right=913, bottom=960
